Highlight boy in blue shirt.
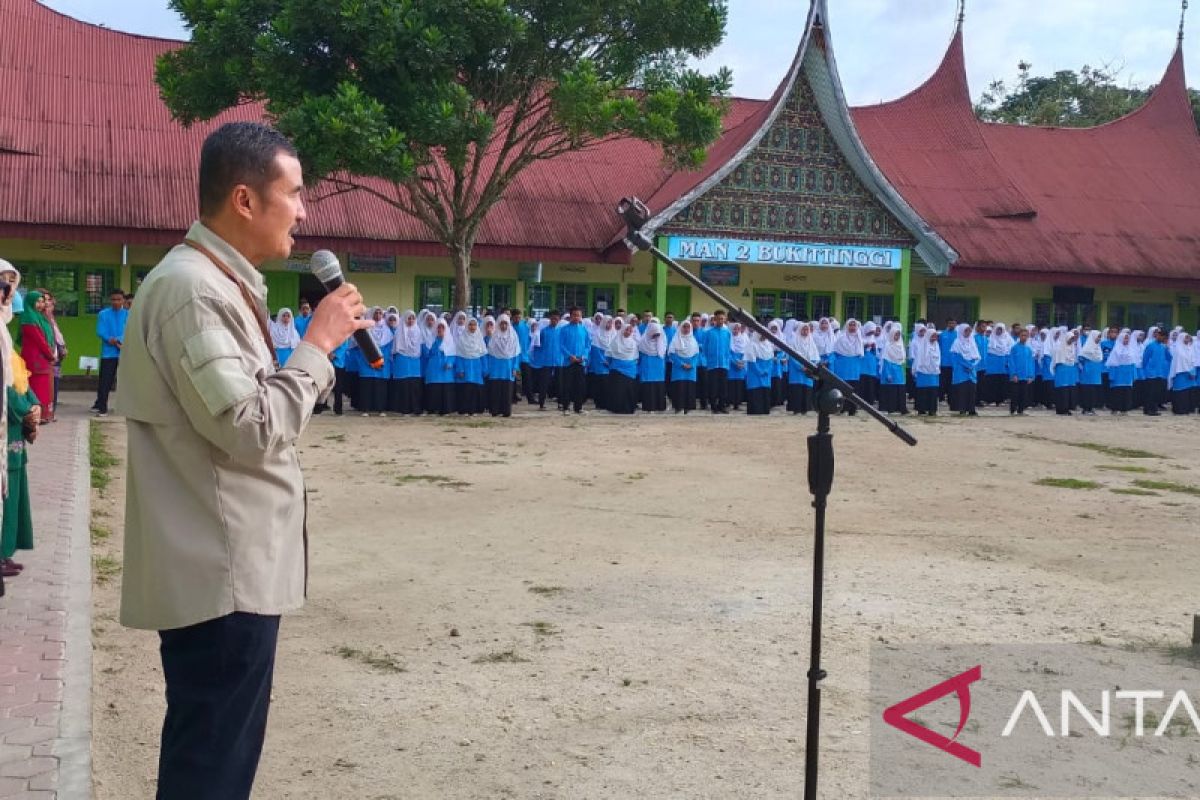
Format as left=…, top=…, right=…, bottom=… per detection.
left=1007, top=328, right=1036, bottom=415
left=92, top=288, right=129, bottom=416
left=558, top=306, right=590, bottom=414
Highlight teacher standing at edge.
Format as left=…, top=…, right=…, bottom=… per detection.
left=116, top=122, right=371, bottom=800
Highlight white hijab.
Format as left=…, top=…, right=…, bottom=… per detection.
left=1169, top=334, right=1196, bottom=381
left=393, top=309, right=424, bottom=357
left=456, top=318, right=487, bottom=359
left=745, top=331, right=775, bottom=362
left=637, top=321, right=666, bottom=357
left=667, top=321, right=699, bottom=358
left=882, top=326, right=907, bottom=365
left=950, top=323, right=980, bottom=361
left=432, top=319, right=457, bottom=357
left=987, top=323, right=1014, bottom=357
left=418, top=309, right=438, bottom=347
left=813, top=318, right=835, bottom=356
left=488, top=314, right=521, bottom=359
left=1079, top=330, right=1104, bottom=362
left=793, top=322, right=820, bottom=363
left=914, top=330, right=942, bottom=374
left=832, top=320, right=865, bottom=358
left=1051, top=329, right=1079, bottom=372
left=607, top=318, right=640, bottom=361
left=1106, top=329, right=1137, bottom=368
left=270, top=308, right=301, bottom=349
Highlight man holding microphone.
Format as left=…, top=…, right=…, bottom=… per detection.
left=117, top=122, right=371, bottom=800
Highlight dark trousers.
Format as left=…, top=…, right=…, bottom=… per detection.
left=1055, top=385, right=1077, bottom=414
left=158, top=612, right=280, bottom=800
left=558, top=363, right=586, bottom=412
left=95, top=356, right=119, bottom=413
left=1143, top=377, right=1167, bottom=414
left=670, top=380, right=696, bottom=412
left=1009, top=380, right=1032, bottom=414
left=332, top=367, right=350, bottom=415
left=532, top=367, right=552, bottom=408
left=520, top=363, right=534, bottom=402
left=707, top=368, right=729, bottom=411
left=488, top=380, right=514, bottom=416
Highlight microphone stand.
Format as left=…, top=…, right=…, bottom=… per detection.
left=616, top=198, right=917, bottom=800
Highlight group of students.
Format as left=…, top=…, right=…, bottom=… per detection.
left=267, top=301, right=1200, bottom=420
left=908, top=319, right=1200, bottom=417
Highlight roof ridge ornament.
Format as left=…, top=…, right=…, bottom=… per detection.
left=956, top=0, right=966, bottom=29
left=1181, top=0, right=1189, bottom=43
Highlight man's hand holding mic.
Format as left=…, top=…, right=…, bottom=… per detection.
left=302, top=283, right=372, bottom=355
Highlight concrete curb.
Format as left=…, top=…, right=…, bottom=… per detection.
left=53, top=418, right=93, bottom=799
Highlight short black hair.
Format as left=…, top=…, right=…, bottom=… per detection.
left=110, top=288, right=125, bottom=297
left=198, top=122, right=298, bottom=217
left=547, top=308, right=561, bottom=317
left=568, top=306, right=582, bottom=315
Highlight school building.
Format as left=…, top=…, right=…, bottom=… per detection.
left=2, top=0, right=1198, bottom=374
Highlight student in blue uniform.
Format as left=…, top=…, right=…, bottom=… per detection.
left=1100, top=325, right=1118, bottom=400
left=389, top=309, right=424, bottom=415
left=878, top=324, right=908, bottom=414
left=787, top=322, right=818, bottom=415
left=983, top=323, right=1013, bottom=406
left=1141, top=327, right=1170, bottom=416
left=938, top=318, right=958, bottom=402
left=537, top=310, right=562, bottom=409
left=858, top=321, right=880, bottom=407
left=1007, top=327, right=1036, bottom=415
left=422, top=318, right=457, bottom=415
left=662, top=313, right=677, bottom=385
left=1105, top=329, right=1136, bottom=414
left=690, top=312, right=708, bottom=409
left=454, top=317, right=487, bottom=415
left=637, top=320, right=667, bottom=412
left=830, top=319, right=865, bottom=416
left=293, top=299, right=313, bottom=338
left=558, top=307, right=590, bottom=414
left=1051, top=328, right=1080, bottom=415
left=768, top=319, right=788, bottom=407
left=485, top=313, right=521, bottom=417
left=587, top=314, right=612, bottom=411
left=949, top=323, right=981, bottom=415
left=702, top=310, right=733, bottom=413
left=744, top=329, right=775, bottom=415
left=605, top=317, right=639, bottom=414
left=667, top=319, right=700, bottom=413
left=269, top=307, right=300, bottom=366
left=357, top=307, right=393, bottom=416
left=727, top=323, right=748, bottom=410
left=1168, top=332, right=1196, bottom=415
left=913, top=328, right=942, bottom=415
left=973, top=321, right=990, bottom=402
left=1077, top=330, right=1105, bottom=415
left=510, top=308, right=533, bottom=404
left=329, top=337, right=351, bottom=416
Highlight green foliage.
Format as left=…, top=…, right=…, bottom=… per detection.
left=976, top=60, right=1200, bottom=131
left=158, top=1, right=732, bottom=305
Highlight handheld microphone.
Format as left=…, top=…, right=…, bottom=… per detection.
left=310, top=250, right=384, bottom=369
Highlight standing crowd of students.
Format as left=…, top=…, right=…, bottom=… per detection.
left=271, top=300, right=1200, bottom=421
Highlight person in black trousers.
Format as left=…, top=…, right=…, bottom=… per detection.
left=557, top=307, right=589, bottom=413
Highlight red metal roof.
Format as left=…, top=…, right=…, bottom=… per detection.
left=851, top=27, right=1200, bottom=284
left=2, top=0, right=1198, bottom=283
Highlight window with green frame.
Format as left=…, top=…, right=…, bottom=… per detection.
left=416, top=277, right=451, bottom=315
left=18, top=263, right=116, bottom=317
left=810, top=293, right=834, bottom=319
left=751, top=290, right=833, bottom=320
left=843, top=292, right=896, bottom=323
left=1107, top=302, right=1172, bottom=331
left=926, top=296, right=979, bottom=326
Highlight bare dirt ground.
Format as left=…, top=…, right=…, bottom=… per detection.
left=87, top=399, right=1200, bottom=799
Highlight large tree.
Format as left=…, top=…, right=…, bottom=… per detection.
left=157, top=0, right=732, bottom=310
left=975, top=61, right=1200, bottom=130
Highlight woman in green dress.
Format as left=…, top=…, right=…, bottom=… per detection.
left=0, top=261, right=39, bottom=580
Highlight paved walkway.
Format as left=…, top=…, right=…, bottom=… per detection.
left=0, top=396, right=93, bottom=799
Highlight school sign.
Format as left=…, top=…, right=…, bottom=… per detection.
left=667, top=236, right=904, bottom=271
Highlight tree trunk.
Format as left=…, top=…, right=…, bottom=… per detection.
left=451, top=243, right=472, bottom=313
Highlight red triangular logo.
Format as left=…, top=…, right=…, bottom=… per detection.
left=883, top=664, right=982, bottom=767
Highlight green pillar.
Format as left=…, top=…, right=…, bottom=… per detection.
left=895, top=249, right=912, bottom=334
left=654, top=235, right=668, bottom=320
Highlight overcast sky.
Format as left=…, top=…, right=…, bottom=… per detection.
left=41, top=0, right=1196, bottom=103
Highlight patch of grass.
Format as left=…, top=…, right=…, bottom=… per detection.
left=528, top=585, right=565, bottom=596
left=1034, top=478, right=1102, bottom=490
left=393, top=474, right=471, bottom=490
left=332, top=645, right=407, bottom=673
left=521, top=621, right=561, bottom=637
left=1132, top=479, right=1200, bottom=497
left=1110, top=487, right=1159, bottom=497
left=89, top=421, right=119, bottom=492
left=93, top=554, right=121, bottom=585
left=324, top=433, right=347, bottom=442
left=1095, top=464, right=1157, bottom=474
left=90, top=524, right=111, bottom=544
left=472, top=649, right=530, bottom=664
left=624, top=472, right=648, bottom=481
left=446, top=419, right=497, bottom=429
left=1013, top=432, right=1166, bottom=459
left=1158, top=643, right=1200, bottom=666
left=997, top=774, right=1037, bottom=790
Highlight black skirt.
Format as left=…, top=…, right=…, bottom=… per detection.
left=915, top=386, right=938, bottom=414
left=787, top=383, right=813, bottom=414
left=640, top=381, right=667, bottom=412
left=1107, top=385, right=1133, bottom=412
left=487, top=380, right=513, bottom=416
left=1079, top=383, right=1100, bottom=412
left=606, top=372, right=638, bottom=414
left=858, top=374, right=880, bottom=406
left=771, top=376, right=786, bottom=407
left=950, top=381, right=977, bottom=413
left=1054, top=385, right=1077, bottom=414
left=359, top=377, right=387, bottom=413
left=746, top=387, right=772, bottom=415
left=728, top=378, right=745, bottom=409
left=1171, top=389, right=1195, bottom=415
left=389, top=377, right=424, bottom=415
left=587, top=373, right=607, bottom=410
left=457, top=382, right=485, bottom=415
left=878, top=383, right=907, bottom=413
left=424, top=382, right=455, bottom=415
left=670, top=380, right=696, bottom=412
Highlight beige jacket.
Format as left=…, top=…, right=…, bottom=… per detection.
left=118, top=222, right=333, bottom=631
